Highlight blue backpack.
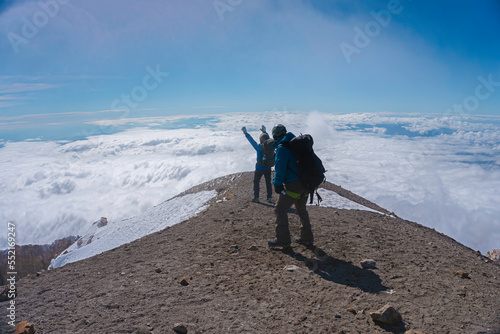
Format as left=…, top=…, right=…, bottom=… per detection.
left=280, top=134, right=326, bottom=204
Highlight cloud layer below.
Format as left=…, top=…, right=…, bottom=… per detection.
left=1, top=111, right=499, bottom=254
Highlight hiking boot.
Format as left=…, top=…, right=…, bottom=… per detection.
left=267, top=238, right=291, bottom=248
left=252, top=197, right=260, bottom=203
left=294, top=237, right=314, bottom=246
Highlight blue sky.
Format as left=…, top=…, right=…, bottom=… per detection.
left=1, top=0, right=500, bottom=138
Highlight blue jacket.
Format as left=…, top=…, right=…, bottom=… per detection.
left=245, top=133, right=271, bottom=171
left=273, top=132, right=300, bottom=186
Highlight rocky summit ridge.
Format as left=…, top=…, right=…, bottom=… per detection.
left=1, top=172, right=499, bottom=334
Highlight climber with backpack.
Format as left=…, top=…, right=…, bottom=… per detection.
left=267, top=124, right=325, bottom=248
left=242, top=125, right=275, bottom=203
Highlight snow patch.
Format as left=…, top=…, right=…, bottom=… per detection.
left=50, top=190, right=216, bottom=268
left=311, top=188, right=383, bottom=214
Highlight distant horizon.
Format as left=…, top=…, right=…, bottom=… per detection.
left=1, top=112, right=499, bottom=255
left=3, top=110, right=500, bottom=144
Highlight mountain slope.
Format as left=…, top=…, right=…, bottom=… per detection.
left=2, top=172, right=499, bottom=334
left=0, top=236, right=78, bottom=286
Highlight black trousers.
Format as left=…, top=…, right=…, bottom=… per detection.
left=254, top=169, right=272, bottom=199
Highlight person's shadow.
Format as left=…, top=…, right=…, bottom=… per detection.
left=254, top=201, right=275, bottom=208
left=278, top=245, right=388, bottom=294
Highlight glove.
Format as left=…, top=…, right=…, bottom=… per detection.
left=260, top=125, right=266, bottom=133
left=274, top=184, right=284, bottom=194
left=241, top=126, right=247, bottom=134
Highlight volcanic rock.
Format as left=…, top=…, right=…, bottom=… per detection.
left=173, top=324, right=188, bottom=334
left=179, top=276, right=190, bottom=286
left=96, top=217, right=108, bottom=228
left=370, top=303, right=403, bottom=326
left=486, top=249, right=500, bottom=265
left=15, top=321, right=35, bottom=334
left=360, top=259, right=377, bottom=269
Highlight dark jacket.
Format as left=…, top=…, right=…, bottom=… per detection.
left=245, top=133, right=271, bottom=171
left=272, top=132, right=300, bottom=186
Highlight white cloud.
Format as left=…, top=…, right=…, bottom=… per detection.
left=1, top=112, right=499, bottom=255
left=0, top=83, right=57, bottom=94
left=0, top=77, right=58, bottom=109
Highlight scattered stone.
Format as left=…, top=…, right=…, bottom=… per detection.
left=179, top=276, right=190, bottom=286
left=96, top=217, right=108, bottom=228
left=456, top=287, right=467, bottom=297
left=120, top=272, right=126, bottom=276
left=456, top=271, right=470, bottom=279
left=370, top=304, right=403, bottom=326
left=77, top=239, right=83, bottom=247
left=334, top=314, right=341, bottom=319
left=360, top=259, right=377, bottom=269
left=405, top=330, right=425, bottom=334
left=0, top=286, right=10, bottom=302
left=36, top=272, right=42, bottom=277
left=228, top=245, right=239, bottom=254
left=248, top=245, right=258, bottom=251
left=229, top=245, right=238, bottom=250
left=284, top=265, right=301, bottom=272
left=155, top=268, right=162, bottom=274
left=347, top=307, right=357, bottom=315
left=173, top=323, right=188, bottom=334
left=486, top=249, right=500, bottom=265
left=15, top=321, right=35, bottom=334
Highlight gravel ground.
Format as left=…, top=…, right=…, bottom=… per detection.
left=1, top=172, right=499, bottom=334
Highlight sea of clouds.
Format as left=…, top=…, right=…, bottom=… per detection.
left=1, top=111, right=499, bottom=254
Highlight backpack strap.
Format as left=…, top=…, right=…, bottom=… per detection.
left=312, top=190, right=323, bottom=205
left=284, top=190, right=308, bottom=200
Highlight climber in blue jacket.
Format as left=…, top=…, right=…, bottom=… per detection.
left=242, top=125, right=274, bottom=203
